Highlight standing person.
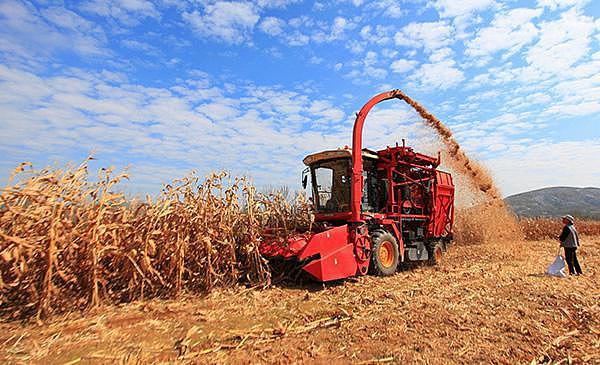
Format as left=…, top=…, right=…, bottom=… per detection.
left=559, top=215, right=583, bottom=276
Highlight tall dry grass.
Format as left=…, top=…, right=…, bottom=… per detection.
left=0, top=159, right=310, bottom=321
left=519, top=218, right=600, bottom=241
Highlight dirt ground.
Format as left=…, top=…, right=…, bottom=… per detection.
left=1, top=236, right=599, bottom=364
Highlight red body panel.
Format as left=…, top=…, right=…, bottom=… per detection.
left=431, top=171, right=454, bottom=237
left=260, top=225, right=359, bottom=281
left=297, top=225, right=349, bottom=260
left=302, top=243, right=357, bottom=281
left=259, top=234, right=311, bottom=259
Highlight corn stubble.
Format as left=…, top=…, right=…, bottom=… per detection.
left=0, top=159, right=310, bottom=320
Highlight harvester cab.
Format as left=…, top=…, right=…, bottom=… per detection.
left=259, top=90, right=455, bottom=282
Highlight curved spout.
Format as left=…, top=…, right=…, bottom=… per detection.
left=350, top=89, right=404, bottom=222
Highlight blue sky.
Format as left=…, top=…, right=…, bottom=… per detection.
left=0, top=0, right=599, bottom=197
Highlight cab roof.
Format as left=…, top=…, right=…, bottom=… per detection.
left=302, top=148, right=379, bottom=166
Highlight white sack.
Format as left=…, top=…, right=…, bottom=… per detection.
left=546, top=255, right=567, bottom=278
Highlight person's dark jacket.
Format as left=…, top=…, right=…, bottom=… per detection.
left=559, top=223, right=580, bottom=248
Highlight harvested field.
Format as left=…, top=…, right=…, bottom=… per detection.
left=2, top=93, right=598, bottom=363
left=1, top=235, right=598, bottom=364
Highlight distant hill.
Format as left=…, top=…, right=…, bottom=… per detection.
left=504, top=187, right=600, bottom=219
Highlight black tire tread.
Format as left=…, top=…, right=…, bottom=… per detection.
left=427, top=241, right=444, bottom=265
left=369, top=230, right=399, bottom=276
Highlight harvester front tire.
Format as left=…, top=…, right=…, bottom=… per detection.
left=369, top=231, right=399, bottom=276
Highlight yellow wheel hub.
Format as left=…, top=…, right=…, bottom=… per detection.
left=379, top=241, right=394, bottom=268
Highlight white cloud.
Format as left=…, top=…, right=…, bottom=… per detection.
left=402, top=46, right=463, bottom=89
left=309, top=56, right=323, bottom=64
left=477, top=113, right=532, bottom=134
left=430, top=0, right=496, bottom=18
left=524, top=9, right=596, bottom=75
left=410, top=59, right=464, bottom=90
left=552, top=69, right=600, bottom=97
left=360, top=25, right=371, bottom=39
left=120, top=0, right=159, bottom=15
left=394, top=21, right=454, bottom=52
left=0, top=65, right=358, bottom=190
left=364, top=51, right=377, bottom=66
left=121, top=39, right=159, bottom=54
left=308, top=100, right=345, bottom=121
left=41, top=6, right=97, bottom=32
left=304, top=16, right=358, bottom=43
left=327, top=16, right=350, bottom=41
left=286, top=32, right=310, bottom=46
left=464, top=73, right=490, bottom=90
left=80, top=0, right=159, bottom=25
left=390, top=59, right=418, bottom=73
left=332, top=17, right=347, bottom=33
left=537, top=0, right=591, bottom=10
left=544, top=101, right=600, bottom=116
left=358, top=25, right=395, bottom=46
left=313, top=2, right=325, bottom=10
left=462, top=47, right=600, bottom=120
left=288, top=16, right=310, bottom=28
left=365, top=67, right=387, bottom=79
left=183, top=2, right=260, bottom=44
left=347, top=40, right=364, bottom=54
left=0, top=1, right=106, bottom=62
left=465, top=90, right=500, bottom=103
left=197, top=100, right=240, bottom=121
left=428, top=47, right=453, bottom=62
left=526, top=92, right=552, bottom=104
left=381, top=49, right=398, bottom=59
left=429, top=0, right=498, bottom=41
left=344, top=51, right=389, bottom=82
left=373, top=0, right=403, bottom=18
left=465, top=8, right=543, bottom=61
left=488, top=140, right=600, bottom=196
left=255, top=0, right=301, bottom=8
left=260, top=15, right=355, bottom=46
left=259, top=16, right=286, bottom=36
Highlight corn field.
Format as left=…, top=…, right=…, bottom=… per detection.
left=3, top=160, right=598, bottom=322
left=519, top=218, right=600, bottom=241
left=0, top=160, right=311, bottom=321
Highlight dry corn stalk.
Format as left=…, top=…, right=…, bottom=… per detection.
left=519, top=217, right=600, bottom=241
left=0, top=160, right=310, bottom=320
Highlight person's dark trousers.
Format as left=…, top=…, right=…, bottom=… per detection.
left=564, top=247, right=583, bottom=275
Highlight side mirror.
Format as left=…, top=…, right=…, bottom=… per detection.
left=302, top=168, right=309, bottom=189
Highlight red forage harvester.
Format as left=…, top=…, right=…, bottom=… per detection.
left=260, top=90, right=455, bottom=281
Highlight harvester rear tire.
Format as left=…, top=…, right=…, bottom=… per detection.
left=369, top=231, right=399, bottom=276
left=427, top=241, right=444, bottom=265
